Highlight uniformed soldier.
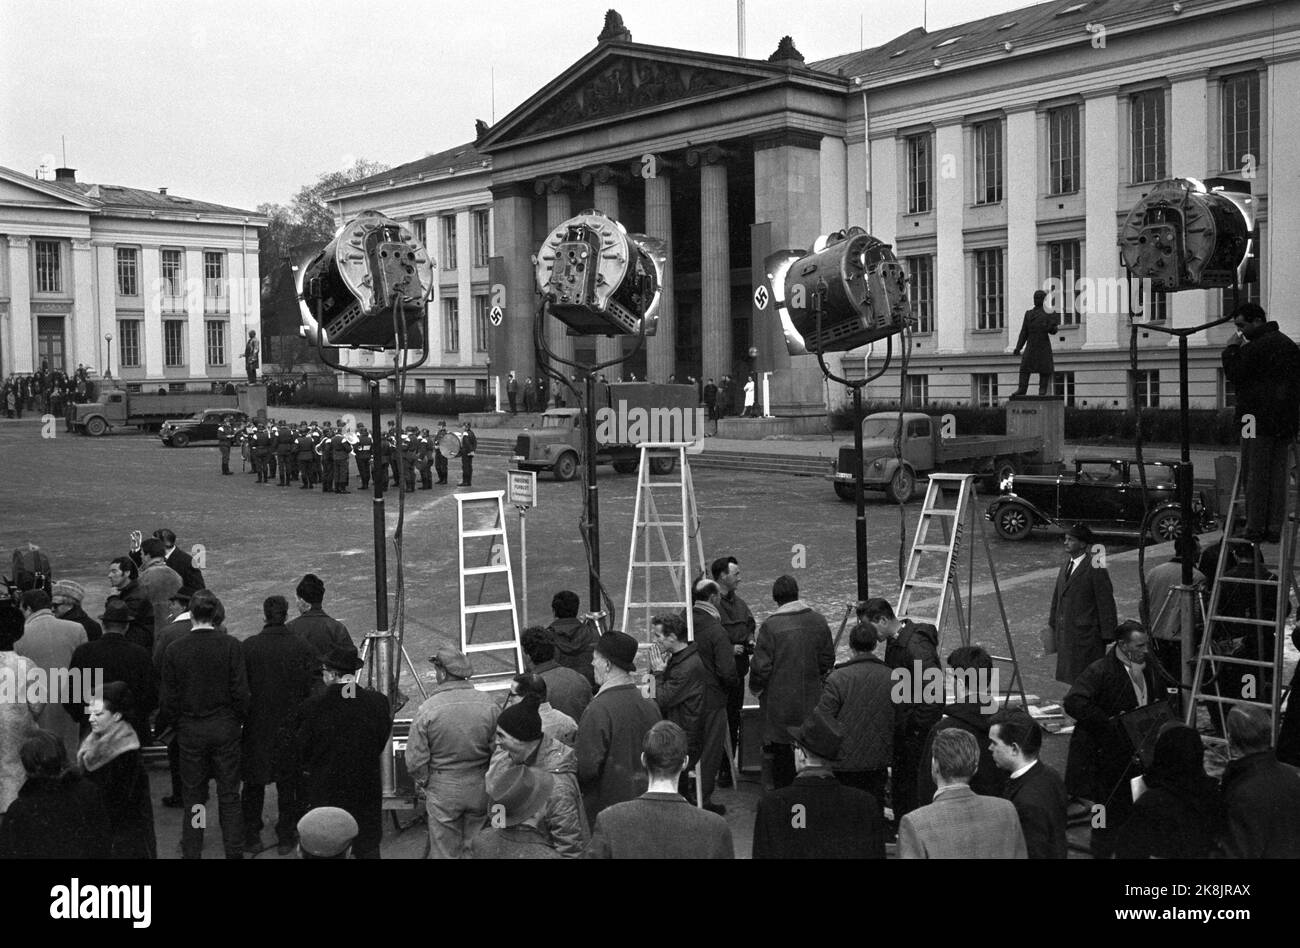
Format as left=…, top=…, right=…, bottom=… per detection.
left=239, top=422, right=254, bottom=473
left=265, top=420, right=279, bottom=482
left=354, top=424, right=373, bottom=490
left=459, top=421, right=477, bottom=487
left=387, top=422, right=402, bottom=487
left=433, top=420, right=449, bottom=485
left=295, top=424, right=316, bottom=489
left=331, top=425, right=353, bottom=494
left=416, top=428, right=433, bottom=490
left=320, top=422, right=335, bottom=493
left=216, top=415, right=235, bottom=475
left=275, top=419, right=295, bottom=486
left=400, top=428, right=418, bottom=493
left=252, top=421, right=273, bottom=483
left=309, top=422, right=324, bottom=487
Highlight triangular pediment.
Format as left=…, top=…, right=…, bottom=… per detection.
left=480, top=44, right=840, bottom=149
left=0, top=167, right=100, bottom=209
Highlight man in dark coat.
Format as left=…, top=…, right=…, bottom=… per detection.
left=575, top=632, right=661, bottom=823
left=1219, top=705, right=1300, bottom=858
left=649, top=614, right=705, bottom=785
left=547, top=590, right=598, bottom=688
left=862, top=597, right=942, bottom=821
left=749, top=575, right=834, bottom=790
left=51, top=580, right=101, bottom=643
left=917, top=646, right=1008, bottom=805
left=241, top=595, right=317, bottom=855
left=66, top=600, right=157, bottom=746
left=286, top=573, right=355, bottom=690
left=521, top=625, right=592, bottom=723
left=712, top=555, right=756, bottom=789
left=990, top=709, right=1068, bottom=859
left=1221, top=303, right=1300, bottom=541
left=1012, top=289, right=1059, bottom=396
left=293, top=645, right=392, bottom=859
left=815, top=621, right=893, bottom=816
left=106, top=556, right=154, bottom=652
left=752, top=707, right=885, bottom=859
left=1050, top=522, right=1118, bottom=685
left=1063, top=621, right=1162, bottom=859
left=689, top=578, right=739, bottom=811
left=152, top=586, right=194, bottom=808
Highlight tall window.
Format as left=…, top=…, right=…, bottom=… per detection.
left=164, top=321, right=186, bottom=366
left=974, top=373, right=999, bottom=407
left=1047, top=239, right=1083, bottom=325
left=115, top=247, right=139, bottom=297
left=442, top=216, right=458, bottom=270
left=205, top=321, right=226, bottom=366
left=443, top=379, right=456, bottom=398
left=36, top=317, right=65, bottom=370
left=906, top=133, right=932, bottom=213
left=443, top=298, right=460, bottom=352
left=472, top=209, right=490, bottom=268
left=204, top=251, right=226, bottom=312
left=119, top=320, right=142, bottom=368
left=472, top=295, right=489, bottom=352
left=34, top=240, right=62, bottom=293
left=1138, top=280, right=1167, bottom=322
left=161, top=248, right=185, bottom=306
left=1047, top=105, right=1080, bottom=194
left=1053, top=371, right=1076, bottom=407
left=1130, top=89, right=1166, bottom=183
left=906, top=255, right=934, bottom=334
left=411, top=218, right=426, bottom=250
left=906, top=374, right=929, bottom=406
left=1222, top=229, right=1263, bottom=312
left=974, top=248, right=1005, bottom=330
left=1221, top=72, right=1260, bottom=173
left=1132, top=369, right=1160, bottom=408
left=973, top=120, right=1003, bottom=204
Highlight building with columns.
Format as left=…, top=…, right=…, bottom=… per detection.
left=0, top=165, right=264, bottom=388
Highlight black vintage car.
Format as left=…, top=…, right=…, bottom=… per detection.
left=159, top=409, right=249, bottom=447
left=986, top=458, right=1217, bottom=542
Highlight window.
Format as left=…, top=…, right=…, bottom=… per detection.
left=116, top=247, right=139, bottom=297
left=1047, top=105, right=1080, bottom=195
left=411, top=218, right=426, bottom=250
left=164, top=320, right=186, bottom=367
left=906, top=255, right=934, bottom=333
left=472, top=210, right=490, bottom=268
left=1047, top=239, right=1083, bottom=324
left=1132, top=369, right=1160, bottom=408
left=1222, top=229, right=1262, bottom=311
left=1220, top=369, right=1236, bottom=409
left=1130, top=89, right=1166, bottom=183
left=974, top=248, right=1005, bottom=330
left=37, top=317, right=65, bottom=371
left=205, top=321, right=226, bottom=366
left=161, top=248, right=185, bottom=307
left=415, top=379, right=427, bottom=395
left=906, top=374, right=929, bottom=406
left=475, top=379, right=489, bottom=401
left=974, top=373, right=999, bottom=407
left=34, top=240, right=62, bottom=293
left=1138, top=280, right=1167, bottom=322
left=906, top=133, right=932, bottom=214
left=204, top=252, right=226, bottom=312
left=1053, top=371, right=1077, bottom=406
left=1221, top=72, right=1260, bottom=173
left=973, top=120, right=1003, bottom=204
left=472, top=295, right=490, bottom=353
left=443, top=298, right=460, bottom=352
left=443, top=379, right=457, bottom=398
left=119, top=320, right=141, bottom=368
left=441, top=216, right=458, bottom=270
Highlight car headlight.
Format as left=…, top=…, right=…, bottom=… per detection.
left=1000, top=475, right=1014, bottom=491
left=873, top=459, right=884, bottom=470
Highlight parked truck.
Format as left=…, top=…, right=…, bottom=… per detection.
left=829, top=411, right=1046, bottom=503
left=70, top=384, right=266, bottom=436
left=512, top=382, right=700, bottom=481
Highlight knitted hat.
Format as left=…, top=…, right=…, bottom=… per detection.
left=498, top=695, right=543, bottom=742
left=51, top=580, right=85, bottom=605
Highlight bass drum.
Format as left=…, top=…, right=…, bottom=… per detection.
left=437, top=431, right=462, bottom=459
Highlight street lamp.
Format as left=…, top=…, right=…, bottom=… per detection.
left=104, top=333, right=112, bottom=378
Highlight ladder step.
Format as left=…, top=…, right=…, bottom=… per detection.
left=627, top=601, right=691, bottom=609
left=1191, top=694, right=1278, bottom=709
left=463, top=643, right=518, bottom=654
left=644, top=481, right=685, bottom=489
left=904, top=580, right=947, bottom=590
left=1194, top=655, right=1278, bottom=668
left=463, top=565, right=510, bottom=576
left=1217, top=576, right=1280, bottom=586
left=462, top=528, right=505, bottom=538
left=630, top=561, right=689, bottom=568
left=919, top=509, right=958, bottom=517
left=1208, top=615, right=1277, bottom=628
left=912, top=544, right=951, bottom=553
left=464, top=603, right=515, bottom=615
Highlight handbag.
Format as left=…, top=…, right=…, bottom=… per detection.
left=1039, top=624, right=1058, bottom=655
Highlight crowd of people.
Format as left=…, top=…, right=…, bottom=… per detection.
left=3, top=363, right=96, bottom=419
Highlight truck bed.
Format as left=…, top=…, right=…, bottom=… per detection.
left=934, top=434, right=1042, bottom=462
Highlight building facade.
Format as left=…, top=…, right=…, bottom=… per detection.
left=0, top=166, right=264, bottom=389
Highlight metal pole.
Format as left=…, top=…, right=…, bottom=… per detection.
left=585, top=371, right=601, bottom=612
left=369, top=379, right=395, bottom=799
left=853, top=384, right=869, bottom=600
left=1177, top=336, right=1195, bottom=695
left=519, top=506, right=528, bottom=627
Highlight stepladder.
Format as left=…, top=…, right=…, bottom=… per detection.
left=897, top=473, right=1027, bottom=708
left=1186, top=444, right=1299, bottom=744
left=455, top=490, right=524, bottom=692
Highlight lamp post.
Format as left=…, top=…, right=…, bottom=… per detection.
left=104, top=333, right=112, bottom=378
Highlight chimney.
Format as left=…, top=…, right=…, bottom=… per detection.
left=54, top=167, right=76, bottom=183
left=159, top=187, right=168, bottom=195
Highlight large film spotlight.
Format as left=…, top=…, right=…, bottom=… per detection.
left=297, top=209, right=436, bottom=347
left=764, top=227, right=911, bottom=355
left=1118, top=177, right=1256, bottom=293
left=535, top=210, right=666, bottom=335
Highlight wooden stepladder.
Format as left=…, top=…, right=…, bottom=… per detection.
left=455, top=490, right=524, bottom=691
left=897, top=473, right=1027, bottom=708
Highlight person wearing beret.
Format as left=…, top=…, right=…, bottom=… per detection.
left=297, top=806, right=359, bottom=859
left=1049, top=522, right=1118, bottom=686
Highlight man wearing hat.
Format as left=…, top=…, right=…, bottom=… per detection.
left=1049, top=523, right=1118, bottom=685
left=405, top=646, right=500, bottom=859
left=293, top=644, right=392, bottom=859
left=433, top=420, right=450, bottom=485
left=354, top=423, right=374, bottom=490
left=575, top=631, right=661, bottom=823
left=51, top=580, right=101, bottom=643
left=275, top=418, right=296, bottom=486
left=152, top=585, right=195, bottom=808
left=297, top=806, right=359, bottom=859
left=471, top=763, right=562, bottom=859
left=1011, top=289, right=1059, bottom=397
left=216, top=415, right=235, bottom=475
left=287, top=574, right=355, bottom=690
left=458, top=421, right=477, bottom=487
left=66, top=600, right=156, bottom=747
left=752, top=707, right=885, bottom=859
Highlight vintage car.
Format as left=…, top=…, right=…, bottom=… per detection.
left=159, top=409, right=249, bottom=447
left=986, top=457, right=1217, bottom=542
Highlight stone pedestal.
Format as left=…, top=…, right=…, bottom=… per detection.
left=1006, top=394, right=1065, bottom=466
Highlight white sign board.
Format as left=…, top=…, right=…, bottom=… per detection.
left=507, top=470, right=537, bottom=509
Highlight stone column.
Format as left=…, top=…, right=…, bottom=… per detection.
left=585, top=165, right=627, bottom=366
left=1005, top=108, right=1038, bottom=357
left=689, top=145, right=731, bottom=389
left=183, top=248, right=207, bottom=380
left=71, top=238, right=96, bottom=371
left=639, top=154, right=676, bottom=383
left=491, top=182, right=537, bottom=385
left=1083, top=93, right=1120, bottom=351
left=1270, top=58, right=1300, bottom=340
left=6, top=237, right=32, bottom=373
left=538, top=175, right=579, bottom=373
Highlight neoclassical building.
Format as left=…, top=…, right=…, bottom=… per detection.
left=0, top=166, right=264, bottom=388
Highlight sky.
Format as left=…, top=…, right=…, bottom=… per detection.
left=1, top=0, right=1030, bottom=213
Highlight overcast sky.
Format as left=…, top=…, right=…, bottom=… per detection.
left=2, top=0, right=1029, bottom=212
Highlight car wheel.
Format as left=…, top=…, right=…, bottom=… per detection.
left=834, top=482, right=855, bottom=502
left=649, top=455, right=676, bottom=476
left=553, top=452, right=578, bottom=481
left=85, top=417, right=108, bottom=437
left=1146, top=508, right=1184, bottom=544
left=993, top=502, right=1035, bottom=541
left=171, top=432, right=190, bottom=448
left=612, top=460, right=638, bottom=474
left=990, top=455, right=1019, bottom=491
left=886, top=467, right=916, bottom=504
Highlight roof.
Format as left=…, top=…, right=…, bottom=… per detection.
left=331, top=140, right=489, bottom=197
left=812, top=0, right=1220, bottom=80
left=52, top=180, right=263, bottom=218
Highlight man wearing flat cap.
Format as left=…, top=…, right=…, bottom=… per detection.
left=752, top=707, right=885, bottom=859
left=293, top=644, right=392, bottom=858
left=66, top=600, right=156, bottom=746
left=297, top=806, right=358, bottom=859
left=575, top=631, right=661, bottom=823
left=1049, top=523, right=1117, bottom=685
left=404, top=646, right=500, bottom=859
left=51, top=580, right=101, bottom=643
